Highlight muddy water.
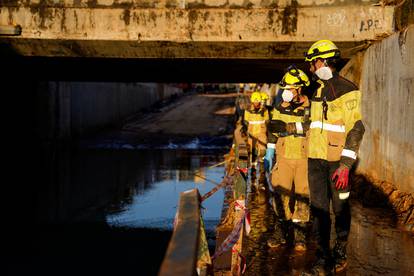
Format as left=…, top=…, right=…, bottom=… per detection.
left=5, top=147, right=227, bottom=276
left=243, top=175, right=414, bottom=276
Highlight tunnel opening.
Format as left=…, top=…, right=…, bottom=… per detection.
left=3, top=56, right=349, bottom=83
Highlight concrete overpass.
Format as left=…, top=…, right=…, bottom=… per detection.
left=0, top=0, right=399, bottom=60
left=1, top=0, right=407, bottom=81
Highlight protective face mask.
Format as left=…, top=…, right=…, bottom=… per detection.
left=315, top=66, right=333, bottom=80
left=282, top=90, right=294, bottom=102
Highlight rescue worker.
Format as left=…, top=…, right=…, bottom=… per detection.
left=278, top=40, right=365, bottom=275
left=265, top=66, right=311, bottom=252
left=259, top=83, right=274, bottom=110
left=242, top=91, right=269, bottom=172
left=260, top=90, right=270, bottom=107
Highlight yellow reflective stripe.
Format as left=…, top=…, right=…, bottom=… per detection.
left=310, top=121, right=345, bottom=133
left=249, top=120, right=266, bottom=125
left=341, top=149, right=357, bottom=159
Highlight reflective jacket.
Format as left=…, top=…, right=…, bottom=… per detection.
left=243, top=106, right=269, bottom=136
left=306, top=72, right=365, bottom=167
left=268, top=97, right=310, bottom=160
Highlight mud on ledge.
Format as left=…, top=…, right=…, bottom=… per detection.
left=351, top=174, right=414, bottom=233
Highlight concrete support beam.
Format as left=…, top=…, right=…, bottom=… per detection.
left=0, top=3, right=395, bottom=58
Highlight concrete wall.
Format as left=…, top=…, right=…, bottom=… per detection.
left=351, top=25, right=414, bottom=193
left=39, top=82, right=182, bottom=140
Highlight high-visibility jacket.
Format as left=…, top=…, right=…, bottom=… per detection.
left=268, top=97, right=310, bottom=160
left=243, top=107, right=269, bottom=136
left=305, top=73, right=365, bottom=167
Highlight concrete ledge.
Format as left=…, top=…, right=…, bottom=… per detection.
left=158, top=189, right=200, bottom=276
left=0, top=0, right=382, bottom=9
left=0, top=4, right=395, bottom=58
left=1, top=6, right=394, bottom=40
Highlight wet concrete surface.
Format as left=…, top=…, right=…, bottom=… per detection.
left=242, top=170, right=414, bottom=276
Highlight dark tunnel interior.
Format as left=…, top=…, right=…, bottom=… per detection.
left=3, top=56, right=348, bottom=83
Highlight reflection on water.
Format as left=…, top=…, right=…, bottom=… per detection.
left=35, top=148, right=225, bottom=224
left=106, top=154, right=225, bottom=232
left=7, top=147, right=226, bottom=276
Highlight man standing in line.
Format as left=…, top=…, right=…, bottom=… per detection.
left=265, top=66, right=312, bottom=252
left=242, top=91, right=270, bottom=174
left=279, top=40, right=365, bottom=275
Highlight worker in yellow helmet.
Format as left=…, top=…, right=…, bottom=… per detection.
left=280, top=40, right=365, bottom=275
left=258, top=83, right=271, bottom=106
left=260, top=91, right=269, bottom=106
left=265, top=66, right=311, bottom=252
left=242, top=91, right=269, bottom=173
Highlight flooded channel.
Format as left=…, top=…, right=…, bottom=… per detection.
left=6, top=146, right=228, bottom=276
left=6, top=141, right=414, bottom=276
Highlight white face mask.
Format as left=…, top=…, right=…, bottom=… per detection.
left=281, top=90, right=294, bottom=102
left=315, top=66, right=333, bottom=80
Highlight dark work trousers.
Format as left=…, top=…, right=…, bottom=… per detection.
left=308, top=158, right=351, bottom=259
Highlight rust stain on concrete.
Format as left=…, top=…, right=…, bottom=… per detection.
left=280, top=0, right=298, bottom=35
left=29, top=0, right=55, bottom=29
left=122, top=8, right=130, bottom=25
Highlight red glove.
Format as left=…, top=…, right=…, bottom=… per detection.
left=237, top=167, right=248, bottom=175
left=332, top=165, right=350, bottom=190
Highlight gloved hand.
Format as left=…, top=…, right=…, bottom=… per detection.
left=331, top=164, right=350, bottom=190
left=269, top=120, right=297, bottom=136
left=264, top=147, right=275, bottom=173
left=286, top=122, right=297, bottom=135
left=269, top=120, right=287, bottom=133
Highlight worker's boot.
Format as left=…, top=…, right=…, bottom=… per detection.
left=267, top=220, right=287, bottom=249
left=333, top=240, right=348, bottom=273
left=302, top=246, right=333, bottom=276
left=301, top=257, right=333, bottom=276
left=293, top=222, right=308, bottom=253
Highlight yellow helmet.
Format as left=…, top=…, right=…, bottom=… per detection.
left=250, top=91, right=262, bottom=103
left=305, top=39, right=340, bottom=62
left=279, top=66, right=310, bottom=89
left=260, top=92, right=269, bottom=101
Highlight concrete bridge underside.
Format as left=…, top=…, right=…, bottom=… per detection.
left=1, top=0, right=404, bottom=80
left=0, top=0, right=398, bottom=62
